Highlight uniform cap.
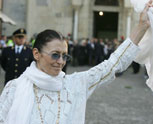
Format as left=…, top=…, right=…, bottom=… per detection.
left=13, top=28, right=27, bottom=36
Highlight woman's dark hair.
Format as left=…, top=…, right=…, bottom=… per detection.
left=33, top=29, right=64, bottom=52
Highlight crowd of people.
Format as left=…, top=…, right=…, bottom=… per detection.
left=0, top=30, right=142, bottom=75
left=0, top=30, right=124, bottom=67
left=0, top=35, right=31, bottom=49
left=65, top=36, right=143, bottom=76
left=65, top=37, right=124, bottom=67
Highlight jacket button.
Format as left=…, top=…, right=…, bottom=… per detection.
left=15, top=70, right=18, bottom=73
left=16, top=58, right=19, bottom=61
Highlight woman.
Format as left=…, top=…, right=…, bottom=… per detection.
left=0, top=1, right=152, bottom=124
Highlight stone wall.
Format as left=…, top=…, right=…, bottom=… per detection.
left=77, top=0, right=90, bottom=39
left=2, top=0, right=139, bottom=41
left=2, top=0, right=27, bottom=36
left=26, top=0, right=73, bottom=40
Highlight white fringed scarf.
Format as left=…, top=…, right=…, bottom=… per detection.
left=4, top=61, right=65, bottom=124
left=131, top=0, right=153, bottom=91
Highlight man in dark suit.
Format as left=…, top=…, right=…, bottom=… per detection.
left=94, top=39, right=104, bottom=65
left=1, top=28, right=33, bottom=85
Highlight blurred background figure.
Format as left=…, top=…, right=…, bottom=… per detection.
left=72, top=40, right=79, bottom=66
left=132, top=61, right=140, bottom=74
left=87, top=38, right=95, bottom=66
left=0, top=35, right=7, bottom=48
left=94, top=38, right=104, bottom=65
left=77, top=39, right=88, bottom=66
left=0, top=28, right=33, bottom=85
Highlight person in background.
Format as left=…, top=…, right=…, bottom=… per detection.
left=1, top=28, right=33, bottom=85
left=132, top=61, right=140, bottom=74
left=0, top=35, right=7, bottom=48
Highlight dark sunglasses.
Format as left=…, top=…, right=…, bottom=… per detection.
left=15, top=35, right=24, bottom=39
left=42, top=51, right=71, bottom=61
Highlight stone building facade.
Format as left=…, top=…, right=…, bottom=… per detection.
left=2, top=0, right=139, bottom=41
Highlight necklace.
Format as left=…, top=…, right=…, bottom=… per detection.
left=34, top=85, right=61, bottom=124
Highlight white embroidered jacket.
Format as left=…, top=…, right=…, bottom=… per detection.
left=0, top=38, right=139, bottom=124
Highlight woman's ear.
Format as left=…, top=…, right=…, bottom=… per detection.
left=33, top=48, right=40, bottom=61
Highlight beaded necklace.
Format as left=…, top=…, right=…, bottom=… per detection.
left=34, top=85, right=61, bottom=124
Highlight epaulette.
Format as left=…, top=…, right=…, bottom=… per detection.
left=23, top=46, right=26, bottom=50
left=11, top=46, right=15, bottom=50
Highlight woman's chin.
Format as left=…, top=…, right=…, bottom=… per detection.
left=50, top=70, right=61, bottom=76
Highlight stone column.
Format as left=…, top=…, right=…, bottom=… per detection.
left=72, top=0, right=83, bottom=41
left=73, top=8, right=79, bottom=41
left=126, top=9, right=132, bottom=37
left=0, top=0, right=2, bottom=35
left=124, top=0, right=133, bottom=37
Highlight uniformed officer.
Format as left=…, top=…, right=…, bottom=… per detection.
left=1, top=28, right=33, bottom=85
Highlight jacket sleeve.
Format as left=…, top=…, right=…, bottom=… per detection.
left=0, top=80, right=16, bottom=123
left=1, top=48, right=7, bottom=71
left=76, top=38, right=139, bottom=99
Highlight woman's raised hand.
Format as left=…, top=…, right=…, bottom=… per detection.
left=139, top=0, right=153, bottom=29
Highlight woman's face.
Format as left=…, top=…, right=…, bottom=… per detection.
left=33, top=39, right=68, bottom=76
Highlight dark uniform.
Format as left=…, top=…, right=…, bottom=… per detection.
left=1, top=28, right=33, bottom=85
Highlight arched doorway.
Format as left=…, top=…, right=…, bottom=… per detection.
left=93, top=0, right=120, bottom=39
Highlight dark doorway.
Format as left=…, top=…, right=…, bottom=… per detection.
left=93, top=11, right=118, bottom=39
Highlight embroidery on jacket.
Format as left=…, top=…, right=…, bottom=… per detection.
left=89, top=42, right=132, bottom=90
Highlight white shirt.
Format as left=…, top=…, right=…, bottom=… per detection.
left=0, top=38, right=139, bottom=124
left=15, top=45, right=23, bottom=54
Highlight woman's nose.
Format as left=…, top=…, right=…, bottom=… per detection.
left=56, top=56, right=64, bottom=64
